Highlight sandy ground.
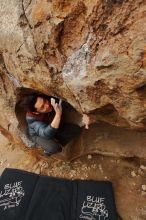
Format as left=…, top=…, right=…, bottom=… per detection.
left=0, top=132, right=146, bottom=220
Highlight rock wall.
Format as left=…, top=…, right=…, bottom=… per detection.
left=0, top=0, right=146, bottom=158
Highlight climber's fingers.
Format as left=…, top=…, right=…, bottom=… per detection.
left=82, top=114, right=90, bottom=129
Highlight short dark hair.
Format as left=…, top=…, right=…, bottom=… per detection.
left=19, top=94, right=37, bottom=112
left=19, top=93, right=51, bottom=112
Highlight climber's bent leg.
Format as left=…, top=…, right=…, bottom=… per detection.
left=31, top=135, right=62, bottom=155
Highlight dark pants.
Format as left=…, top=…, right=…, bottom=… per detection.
left=31, top=123, right=82, bottom=155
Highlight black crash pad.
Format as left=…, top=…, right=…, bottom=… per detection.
left=0, top=168, right=118, bottom=220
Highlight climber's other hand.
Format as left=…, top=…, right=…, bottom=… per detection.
left=82, top=114, right=91, bottom=129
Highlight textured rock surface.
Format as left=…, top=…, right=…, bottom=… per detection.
left=0, top=133, right=146, bottom=220
left=0, top=1, right=146, bottom=219
left=1, top=0, right=146, bottom=126
left=0, top=0, right=146, bottom=159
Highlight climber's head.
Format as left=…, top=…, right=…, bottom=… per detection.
left=20, top=94, right=53, bottom=114
left=34, top=96, right=53, bottom=113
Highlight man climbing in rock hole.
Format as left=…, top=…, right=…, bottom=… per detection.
left=21, top=94, right=90, bottom=156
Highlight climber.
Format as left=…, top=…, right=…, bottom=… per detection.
left=20, top=94, right=90, bottom=156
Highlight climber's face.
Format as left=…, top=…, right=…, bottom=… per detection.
left=34, top=97, right=53, bottom=113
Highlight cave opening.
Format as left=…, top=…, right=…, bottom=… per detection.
left=12, top=87, right=146, bottom=162
left=15, top=87, right=82, bottom=147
